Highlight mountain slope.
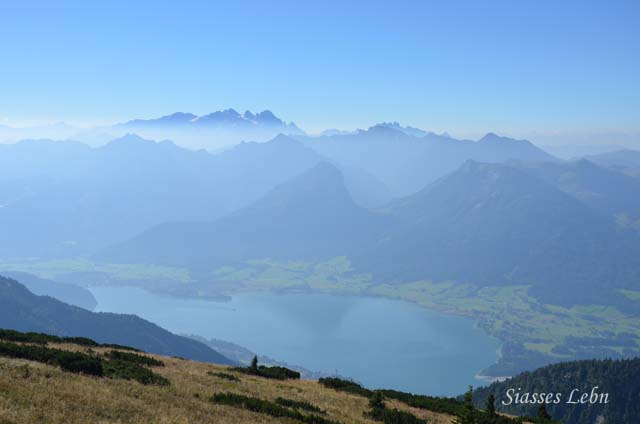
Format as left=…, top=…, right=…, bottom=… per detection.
left=474, top=132, right=555, bottom=163
left=0, top=335, right=462, bottom=424
left=99, top=163, right=386, bottom=270
left=207, top=134, right=392, bottom=210
left=358, top=161, right=640, bottom=304
left=206, top=134, right=326, bottom=211
left=0, top=271, right=97, bottom=310
left=0, top=275, right=233, bottom=364
left=514, top=159, right=640, bottom=217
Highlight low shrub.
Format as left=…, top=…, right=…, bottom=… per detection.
left=208, top=371, right=240, bottom=381
left=318, top=377, right=372, bottom=397
left=100, top=344, right=141, bottom=352
left=256, top=365, right=300, bottom=380
left=107, top=350, right=164, bottom=367
left=319, top=378, right=474, bottom=420
left=363, top=391, right=426, bottom=424
left=210, top=392, right=339, bottom=424
left=365, top=406, right=426, bottom=424
left=0, top=341, right=168, bottom=385
left=57, top=353, right=104, bottom=376
left=232, top=357, right=300, bottom=380
left=0, top=329, right=60, bottom=345
left=275, top=397, right=325, bottom=414
left=0, top=328, right=138, bottom=351
left=61, top=337, right=100, bottom=347
left=378, top=389, right=464, bottom=416
left=103, top=359, right=169, bottom=386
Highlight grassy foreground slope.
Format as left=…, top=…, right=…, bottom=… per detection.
left=0, top=340, right=456, bottom=424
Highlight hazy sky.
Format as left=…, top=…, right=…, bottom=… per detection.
left=1, top=0, right=639, bottom=136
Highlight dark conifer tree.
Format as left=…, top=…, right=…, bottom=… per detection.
left=369, top=391, right=385, bottom=410
left=485, top=393, right=496, bottom=416
left=538, top=403, right=552, bottom=420
left=454, top=385, right=477, bottom=424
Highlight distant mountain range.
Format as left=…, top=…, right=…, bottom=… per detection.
left=105, top=109, right=303, bottom=149
left=296, top=126, right=557, bottom=196
left=2, top=110, right=639, bottom=154
left=0, top=133, right=394, bottom=257
left=373, top=121, right=451, bottom=138
left=0, top=109, right=302, bottom=149
left=0, top=275, right=233, bottom=364
left=118, top=109, right=300, bottom=131
left=101, top=158, right=640, bottom=305
left=2, top=124, right=640, bottom=305
left=0, top=135, right=227, bottom=257
left=0, top=127, right=555, bottom=258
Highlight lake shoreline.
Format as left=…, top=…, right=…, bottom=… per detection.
left=89, top=285, right=500, bottom=396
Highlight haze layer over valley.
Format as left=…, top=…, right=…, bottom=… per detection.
left=2, top=112, right=640, bottom=383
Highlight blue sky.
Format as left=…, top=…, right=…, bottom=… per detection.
left=1, top=0, right=638, bottom=137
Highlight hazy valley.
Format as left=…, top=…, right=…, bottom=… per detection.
left=2, top=111, right=640, bottom=423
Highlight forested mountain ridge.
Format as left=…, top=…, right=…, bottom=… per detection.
left=473, top=358, right=640, bottom=424
left=0, top=271, right=97, bottom=310
left=0, top=275, right=233, bottom=365
left=359, top=160, right=640, bottom=304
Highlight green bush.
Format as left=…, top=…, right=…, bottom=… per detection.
left=210, top=392, right=339, bottom=424
left=100, top=344, right=141, bottom=352
left=208, top=371, right=240, bottom=381
left=0, top=329, right=60, bottom=345
left=0, top=340, right=168, bottom=385
left=362, top=390, right=426, bottom=424
left=0, top=328, right=138, bottom=351
left=56, top=353, right=103, bottom=376
left=318, top=377, right=528, bottom=424
left=0, top=341, right=103, bottom=376
left=232, top=362, right=300, bottom=380
left=61, top=337, right=100, bottom=347
left=366, top=406, right=426, bottom=424
left=318, top=377, right=373, bottom=397
left=256, top=365, right=300, bottom=380
left=103, top=359, right=169, bottom=386
left=275, top=397, right=325, bottom=413
left=107, top=350, right=164, bottom=367
left=379, top=389, right=464, bottom=416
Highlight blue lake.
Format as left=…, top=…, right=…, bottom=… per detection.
left=90, top=287, right=499, bottom=396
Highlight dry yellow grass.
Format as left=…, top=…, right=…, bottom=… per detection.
left=0, top=344, right=456, bottom=424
